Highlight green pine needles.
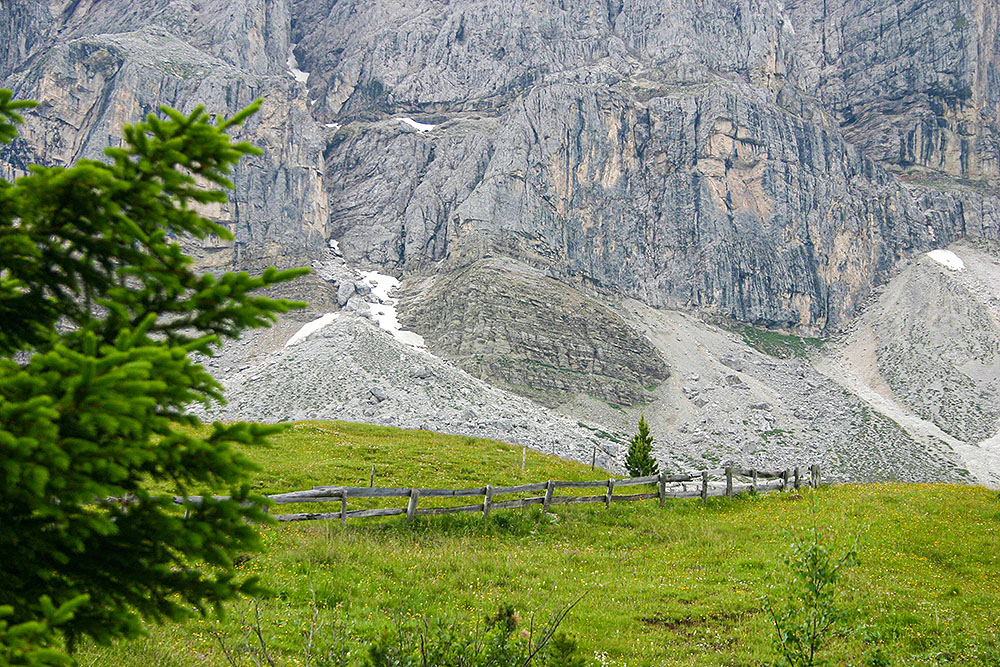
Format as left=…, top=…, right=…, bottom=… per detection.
left=0, top=89, right=308, bottom=662
left=625, top=414, right=659, bottom=477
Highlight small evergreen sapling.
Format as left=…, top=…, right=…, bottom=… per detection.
left=625, top=414, right=659, bottom=477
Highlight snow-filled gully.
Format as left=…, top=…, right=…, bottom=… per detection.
left=285, top=272, right=425, bottom=349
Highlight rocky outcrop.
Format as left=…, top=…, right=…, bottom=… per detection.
left=398, top=259, right=669, bottom=406
left=0, top=1, right=49, bottom=79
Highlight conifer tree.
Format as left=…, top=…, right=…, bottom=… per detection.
left=0, top=89, right=308, bottom=658
left=625, top=414, right=659, bottom=477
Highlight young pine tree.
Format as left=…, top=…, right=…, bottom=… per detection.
left=0, top=89, right=307, bottom=660
left=625, top=414, right=659, bottom=477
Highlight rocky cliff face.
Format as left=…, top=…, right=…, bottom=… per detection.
left=308, top=0, right=1000, bottom=332
left=3, top=0, right=998, bottom=331
left=0, top=0, right=329, bottom=282
left=787, top=0, right=1000, bottom=183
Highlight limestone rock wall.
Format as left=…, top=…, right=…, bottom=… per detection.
left=786, top=0, right=1000, bottom=182
left=324, top=78, right=991, bottom=331
left=2, top=0, right=999, bottom=334
left=307, top=0, right=1000, bottom=332
left=0, top=0, right=326, bottom=275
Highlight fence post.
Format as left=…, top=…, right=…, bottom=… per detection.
left=369, top=464, right=375, bottom=487
left=605, top=479, right=614, bottom=508
left=781, top=469, right=790, bottom=491
left=794, top=467, right=801, bottom=490
left=725, top=467, right=733, bottom=498
left=522, top=446, right=526, bottom=471
left=591, top=447, right=596, bottom=471
left=658, top=472, right=666, bottom=507
left=406, top=488, right=420, bottom=521
left=340, top=490, right=348, bottom=526
left=751, top=469, right=758, bottom=493
left=543, top=480, right=554, bottom=512
left=700, top=471, right=708, bottom=504
left=812, top=464, right=821, bottom=487
left=483, top=485, right=493, bottom=517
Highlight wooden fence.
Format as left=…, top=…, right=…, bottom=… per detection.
left=176, top=465, right=820, bottom=524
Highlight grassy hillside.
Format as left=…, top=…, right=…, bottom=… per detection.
left=82, top=421, right=999, bottom=666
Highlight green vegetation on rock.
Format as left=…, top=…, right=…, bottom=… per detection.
left=726, top=322, right=825, bottom=359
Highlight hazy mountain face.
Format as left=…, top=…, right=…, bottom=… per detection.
left=2, top=0, right=998, bottom=332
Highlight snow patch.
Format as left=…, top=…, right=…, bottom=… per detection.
left=392, top=328, right=427, bottom=348
left=286, top=45, right=310, bottom=83
left=926, top=249, right=965, bottom=271
left=360, top=270, right=399, bottom=302
left=359, top=270, right=426, bottom=348
left=324, top=122, right=342, bottom=130
left=286, top=313, right=338, bottom=346
left=399, top=117, right=435, bottom=132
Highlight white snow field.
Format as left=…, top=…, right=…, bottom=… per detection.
left=359, top=270, right=426, bottom=348
left=285, top=313, right=338, bottom=346
left=926, top=249, right=965, bottom=271
left=399, top=117, right=435, bottom=132
left=286, top=46, right=310, bottom=83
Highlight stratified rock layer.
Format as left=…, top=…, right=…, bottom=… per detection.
left=399, top=259, right=669, bottom=406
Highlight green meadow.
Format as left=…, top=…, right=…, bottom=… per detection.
left=80, top=421, right=1000, bottom=666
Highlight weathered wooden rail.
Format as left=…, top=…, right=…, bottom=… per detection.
left=174, top=464, right=821, bottom=524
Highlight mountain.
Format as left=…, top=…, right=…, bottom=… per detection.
left=3, top=0, right=999, bottom=484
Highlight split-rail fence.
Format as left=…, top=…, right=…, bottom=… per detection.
left=175, top=464, right=821, bottom=524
